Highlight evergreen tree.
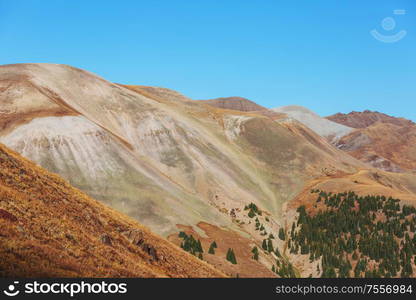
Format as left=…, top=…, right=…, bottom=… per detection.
left=226, top=248, right=237, bottom=264
left=262, top=239, right=268, bottom=250
left=267, top=239, right=274, bottom=253
left=251, top=246, right=259, bottom=260
left=278, top=228, right=286, bottom=241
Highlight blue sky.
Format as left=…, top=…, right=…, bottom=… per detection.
left=1, top=0, right=415, bottom=121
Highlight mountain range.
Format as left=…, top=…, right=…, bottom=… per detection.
left=0, top=63, right=415, bottom=277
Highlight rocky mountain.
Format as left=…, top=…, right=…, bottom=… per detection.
left=272, top=105, right=353, bottom=142
left=327, top=111, right=416, bottom=172
left=327, top=110, right=414, bottom=129
left=0, top=142, right=224, bottom=277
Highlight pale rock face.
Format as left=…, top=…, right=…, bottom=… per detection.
left=272, top=105, right=353, bottom=142
left=2, top=116, right=122, bottom=181
left=223, top=115, right=253, bottom=141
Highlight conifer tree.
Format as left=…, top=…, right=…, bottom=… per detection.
left=262, top=239, right=268, bottom=251
left=267, top=239, right=274, bottom=253
left=251, top=246, right=259, bottom=260
left=279, top=228, right=286, bottom=241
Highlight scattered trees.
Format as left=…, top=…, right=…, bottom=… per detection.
left=226, top=248, right=237, bottom=264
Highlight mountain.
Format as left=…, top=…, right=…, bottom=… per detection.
left=198, top=97, right=286, bottom=120
left=272, top=105, right=353, bottom=142
left=327, top=110, right=414, bottom=129
left=0, top=142, right=224, bottom=277
left=327, top=111, right=416, bottom=172
left=0, top=63, right=365, bottom=276
left=197, top=97, right=268, bottom=112
left=1, top=63, right=415, bottom=277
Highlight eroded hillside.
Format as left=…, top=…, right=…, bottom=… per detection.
left=0, top=143, right=224, bottom=277
left=327, top=111, right=416, bottom=172
left=0, top=63, right=361, bottom=238
left=2, top=63, right=415, bottom=277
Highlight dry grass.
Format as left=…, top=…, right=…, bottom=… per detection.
left=168, top=222, right=276, bottom=278
left=0, top=143, right=225, bottom=278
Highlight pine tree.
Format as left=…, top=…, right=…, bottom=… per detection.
left=275, top=246, right=281, bottom=258
left=230, top=249, right=237, bottom=264
left=197, top=239, right=203, bottom=253
left=279, top=228, right=286, bottom=241
left=226, top=248, right=237, bottom=264
left=251, top=246, right=259, bottom=260
left=262, top=239, right=268, bottom=250
left=267, top=239, right=274, bottom=253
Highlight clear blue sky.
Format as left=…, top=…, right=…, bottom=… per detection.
left=1, top=0, right=415, bottom=121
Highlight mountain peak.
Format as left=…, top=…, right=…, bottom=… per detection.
left=327, top=110, right=414, bottom=129
left=197, top=97, right=267, bottom=112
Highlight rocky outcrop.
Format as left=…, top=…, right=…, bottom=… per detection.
left=123, top=230, right=159, bottom=262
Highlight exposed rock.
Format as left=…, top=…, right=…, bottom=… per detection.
left=123, top=230, right=159, bottom=261
left=100, top=234, right=112, bottom=246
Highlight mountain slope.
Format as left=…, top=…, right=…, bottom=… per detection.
left=0, top=63, right=371, bottom=276
left=197, top=97, right=268, bottom=112
left=327, top=111, right=416, bottom=172
left=272, top=105, right=353, bottom=142
left=198, top=97, right=286, bottom=120
left=1, top=63, right=415, bottom=277
left=0, top=63, right=361, bottom=235
left=327, top=110, right=414, bottom=128
left=0, top=143, right=225, bottom=277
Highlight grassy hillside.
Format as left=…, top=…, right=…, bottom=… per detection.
left=0, top=143, right=224, bottom=278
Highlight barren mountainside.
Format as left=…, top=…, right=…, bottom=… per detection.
left=0, top=143, right=224, bottom=277
left=0, top=63, right=361, bottom=236
left=327, top=110, right=414, bottom=129
left=198, top=97, right=268, bottom=112
left=328, top=111, right=416, bottom=172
